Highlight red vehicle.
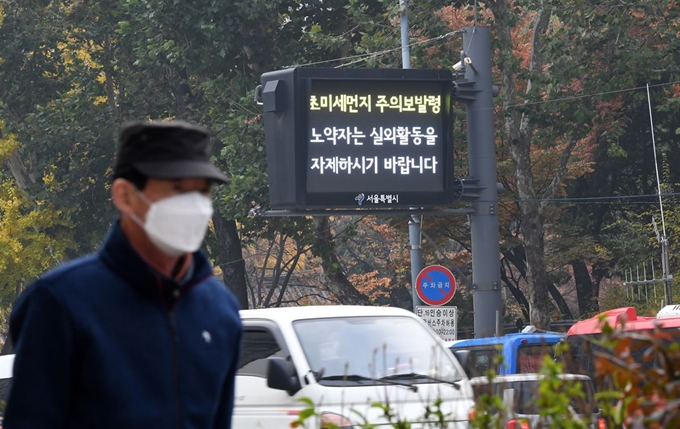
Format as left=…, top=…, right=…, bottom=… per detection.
left=567, top=306, right=680, bottom=335
left=562, top=306, right=680, bottom=387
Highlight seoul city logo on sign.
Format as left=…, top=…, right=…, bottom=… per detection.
left=415, top=265, right=457, bottom=306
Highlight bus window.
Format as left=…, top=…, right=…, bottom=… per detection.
left=517, top=345, right=554, bottom=373
left=517, top=344, right=550, bottom=374
left=465, top=348, right=501, bottom=377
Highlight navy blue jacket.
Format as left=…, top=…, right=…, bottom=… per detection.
left=5, top=221, right=243, bottom=429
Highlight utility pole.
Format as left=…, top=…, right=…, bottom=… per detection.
left=407, top=25, right=503, bottom=336
left=455, top=27, right=503, bottom=337
left=397, top=2, right=501, bottom=334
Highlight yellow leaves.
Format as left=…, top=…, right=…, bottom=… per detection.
left=57, top=37, right=103, bottom=71
left=0, top=188, right=24, bottom=271
left=212, top=264, right=223, bottom=277
left=42, top=35, right=108, bottom=109
left=0, top=120, right=20, bottom=162
left=42, top=167, right=65, bottom=192
left=43, top=171, right=56, bottom=185
left=593, top=244, right=610, bottom=259
left=0, top=180, right=75, bottom=287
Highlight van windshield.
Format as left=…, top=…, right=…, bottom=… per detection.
left=293, top=316, right=464, bottom=386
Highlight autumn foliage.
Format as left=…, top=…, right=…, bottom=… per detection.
left=584, top=323, right=680, bottom=428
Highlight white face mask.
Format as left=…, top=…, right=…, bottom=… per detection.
left=132, top=191, right=214, bottom=257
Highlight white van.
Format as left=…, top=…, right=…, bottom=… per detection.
left=234, top=305, right=475, bottom=428
left=0, top=354, right=14, bottom=426
left=0, top=307, right=475, bottom=428
left=469, top=373, right=605, bottom=428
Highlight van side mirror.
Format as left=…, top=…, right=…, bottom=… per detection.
left=453, top=349, right=470, bottom=368
left=267, top=357, right=301, bottom=396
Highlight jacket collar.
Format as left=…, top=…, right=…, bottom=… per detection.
left=98, top=221, right=214, bottom=298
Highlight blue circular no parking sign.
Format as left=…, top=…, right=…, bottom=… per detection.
left=415, top=265, right=457, bottom=306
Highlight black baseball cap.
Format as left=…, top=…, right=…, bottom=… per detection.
left=113, top=120, right=229, bottom=184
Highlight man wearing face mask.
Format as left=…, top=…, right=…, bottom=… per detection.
left=4, top=120, right=243, bottom=429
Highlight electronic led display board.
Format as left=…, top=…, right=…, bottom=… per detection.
left=261, top=68, right=455, bottom=209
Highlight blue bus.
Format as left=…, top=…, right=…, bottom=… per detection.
left=448, top=332, right=565, bottom=378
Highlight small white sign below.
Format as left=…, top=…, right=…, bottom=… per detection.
left=416, top=306, right=457, bottom=342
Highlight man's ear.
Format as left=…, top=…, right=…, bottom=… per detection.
left=112, top=178, right=136, bottom=215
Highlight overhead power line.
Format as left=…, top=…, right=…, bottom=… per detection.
left=284, top=26, right=680, bottom=107
left=509, top=80, right=680, bottom=109
left=283, top=30, right=462, bottom=69
left=492, top=191, right=680, bottom=205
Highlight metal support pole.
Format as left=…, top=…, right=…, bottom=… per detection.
left=652, top=258, right=657, bottom=299
left=409, top=215, right=424, bottom=311
left=463, top=27, right=502, bottom=337
left=644, top=263, right=648, bottom=302
left=662, top=238, right=672, bottom=305
left=399, top=0, right=410, bottom=70
left=400, top=0, right=423, bottom=312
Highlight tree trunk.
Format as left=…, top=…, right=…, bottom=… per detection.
left=572, top=259, right=599, bottom=317
left=500, top=265, right=530, bottom=321
left=520, top=201, right=553, bottom=330
left=547, top=281, right=574, bottom=320
left=212, top=212, right=249, bottom=309
left=7, top=151, right=35, bottom=191
left=103, top=33, right=120, bottom=118
left=500, top=247, right=530, bottom=319
left=312, top=217, right=372, bottom=305
left=489, top=0, right=556, bottom=330
left=261, top=235, right=286, bottom=308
